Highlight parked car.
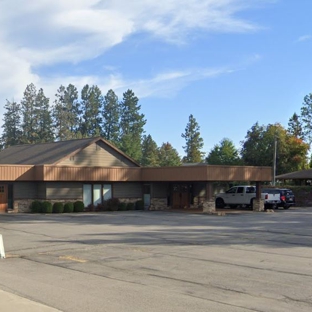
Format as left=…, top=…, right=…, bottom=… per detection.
left=262, top=188, right=295, bottom=209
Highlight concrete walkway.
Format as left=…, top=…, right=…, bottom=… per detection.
left=0, top=289, right=61, bottom=312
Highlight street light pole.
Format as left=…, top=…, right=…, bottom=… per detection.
left=273, top=137, right=277, bottom=186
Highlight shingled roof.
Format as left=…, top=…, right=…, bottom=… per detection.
left=276, top=169, right=312, bottom=180
left=0, top=137, right=139, bottom=166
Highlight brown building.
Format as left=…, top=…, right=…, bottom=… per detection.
left=0, top=137, right=272, bottom=213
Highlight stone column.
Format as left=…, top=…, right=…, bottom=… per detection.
left=253, top=182, right=264, bottom=212
left=203, top=182, right=216, bottom=213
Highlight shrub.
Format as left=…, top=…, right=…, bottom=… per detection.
left=63, top=202, right=74, bottom=213
left=53, top=202, right=64, bottom=213
left=74, top=201, right=85, bottom=212
left=135, top=200, right=144, bottom=210
left=126, top=202, right=135, bottom=210
left=42, top=201, right=53, bottom=213
left=30, top=200, right=43, bottom=213
left=118, top=202, right=127, bottom=211
left=106, top=198, right=120, bottom=211
left=86, top=204, right=95, bottom=212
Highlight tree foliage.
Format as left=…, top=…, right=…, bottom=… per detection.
left=119, top=90, right=146, bottom=162
left=158, top=142, right=181, bottom=166
left=79, top=84, right=102, bottom=138
left=141, top=135, right=159, bottom=166
left=288, top=112, right=303, bottom=139
left=1, top=100, right=22, bottom=148
left=300, top=93, right=312, bottom=144
left=102, top=89, right=120, bottom=145
left=241, top=123, right=309, bottom=175
left=181, top=114, right=204, bottom=163
left=206, top=138, right=242, bottom=165
left=53, top=84, right=79, bottom=141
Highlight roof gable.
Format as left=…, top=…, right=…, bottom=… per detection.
left=0, top=137, right=140, bottom=167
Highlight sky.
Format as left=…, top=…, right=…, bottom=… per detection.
left=0, top=0, right=312, bottom=156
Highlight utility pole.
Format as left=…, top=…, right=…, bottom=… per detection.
left=273, top=136, right=277, bottom=186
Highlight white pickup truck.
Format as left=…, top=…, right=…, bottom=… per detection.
left=215, top=185, right=280, bottom=209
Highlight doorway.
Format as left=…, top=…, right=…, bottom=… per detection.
left=0, top=185, right=8, bottom=213
left=172, top=184, right=192, bottom=209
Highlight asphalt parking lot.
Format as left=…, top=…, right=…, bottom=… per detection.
left=0, top=208, right=312, bottom=312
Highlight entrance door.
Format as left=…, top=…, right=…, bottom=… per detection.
left=0, top=185, right=8, bottom=213
left=172, top=184, right=190, bottom=209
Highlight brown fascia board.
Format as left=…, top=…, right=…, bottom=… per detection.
left=53, top=137, right=141, bottom=167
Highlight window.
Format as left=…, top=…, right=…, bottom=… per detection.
left=83, top=184, right=112, bottom=208
left=237, top=187, right=244, bottom=194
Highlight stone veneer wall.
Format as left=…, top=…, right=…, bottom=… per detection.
left=149, top=198, right=169, bottom=211
left=253, top=199, right=265, bottom=212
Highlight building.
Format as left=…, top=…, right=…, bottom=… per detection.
left=0, top=137, right=272, bottom=213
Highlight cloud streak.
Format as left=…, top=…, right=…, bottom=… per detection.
left=0, top=0, right=267, bottom=113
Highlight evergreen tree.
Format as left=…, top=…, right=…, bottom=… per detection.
left=102, top=89, right=120, bottom=145
left=300, top=93, right=312, bottom=144
left=181, top=114, right=204, bottom=163
left=53, top=84, right=79, bottom=141
left=206, top=138, right=242, bottom=165
left=36, top=88, right=54, bottom=142
left=141, top=134, right=159, bottom=166
left=79, top=84, right=102, bottom=137
left=158, top=142, right=181, bottom=166
left=288, top=112, right=304, bottom=139
left=119, top=89, right=146, bottom=161
left=20, top=83, right=38, bottom=144
left=1, top=100, right=22, bottom=148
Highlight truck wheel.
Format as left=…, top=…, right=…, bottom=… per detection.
left=215, top=198, right=225, bottom=208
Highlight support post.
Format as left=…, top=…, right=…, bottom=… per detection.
left=0, top=234, right=5, bottom=259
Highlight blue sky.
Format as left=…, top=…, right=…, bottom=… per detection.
left=0, top=0, right=312, bottom=156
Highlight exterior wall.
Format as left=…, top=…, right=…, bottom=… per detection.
left=151, top=183, right=169, bottom=198
left=14, top=182, right=38, bottom=199
left=37, top=182, right=46, bottom=198
left=113, top=182, right=142, bottom=198
left=58, top=141, right=137, bottom=167
left=46, top=182, right=83, bottom=200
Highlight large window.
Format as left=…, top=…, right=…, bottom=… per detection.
left=83, top=184, right=112, bottom=207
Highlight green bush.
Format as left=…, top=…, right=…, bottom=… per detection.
left=106, top=198, right=120, bottom=211
left=74, top=201, right=85, bottom=212
left=53, top=202, right=64, bottom=213
left=30, top=200, right=43, bottom=213
left=126, top=202, right=135, bottom=210
left=63, top=202, right=74, bottom=213
left=118, top=202, right=127, bottom=211
left=42, top=201, right=53, bottom=213
left=135, top=200, right=144, bottom=210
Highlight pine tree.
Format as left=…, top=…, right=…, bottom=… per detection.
left=181, top=114, right=205, bottom=163
left=141, top=135, right=159, bottom=166
left=20, top=83, right=38, bottom=144
left=288, top=112, right=304, bottom=139
left=158, top=142, right=181, bottom=166
left=1, top=100, right=22, bottom=148
left=206, top=138, right=242, bottom=165
left=119, top=89, right=146, bottom=161
left=53, top=84, right=79, bottom=141
left=79, top=85, right=102, bottom=138
left=102, top=89, right=120, bottom=145
left=36, top=88, right=54, bottom=142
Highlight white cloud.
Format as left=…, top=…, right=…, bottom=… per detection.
left=0, top=0, right=267, bottom=116
left=296, top=35, right=312, bottom=42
